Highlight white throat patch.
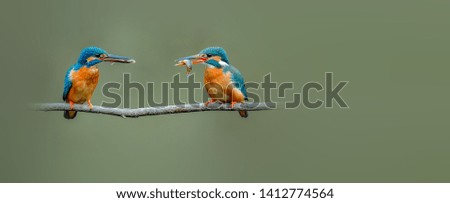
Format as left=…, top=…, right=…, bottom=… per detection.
left=219, top=60, right=229, bottom=66
left=205, top=60, right=229, bottom=68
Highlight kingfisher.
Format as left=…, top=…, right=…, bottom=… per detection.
left=176, top=47, right=249, bottom=118
left=62, top=46, right=135, bottom=119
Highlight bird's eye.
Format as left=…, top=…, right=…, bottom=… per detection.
left=95, top=54, right=102, bottom=58
left=206, top=54, right=212, bottom=57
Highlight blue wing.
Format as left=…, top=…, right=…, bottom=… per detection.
left=62, top=65, right=74, bottom=101
left=223, top=64, right=248, bottom=100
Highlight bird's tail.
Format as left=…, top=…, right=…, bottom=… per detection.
left=238, top=110, right=248, bottom=118
left=64, top=110, right=77, bottom=119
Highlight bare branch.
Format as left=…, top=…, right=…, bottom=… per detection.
left=31, top=103, right=275, bottom=118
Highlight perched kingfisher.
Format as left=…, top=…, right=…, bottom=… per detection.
left=176, top=47, right=249, bottom=118
left=62, top=46, right=135, bottom=119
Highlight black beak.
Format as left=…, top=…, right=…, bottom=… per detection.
left=102, top=54, right=136, bottom=63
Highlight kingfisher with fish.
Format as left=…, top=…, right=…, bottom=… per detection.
left=62, top=46, right=135, bottom=119
left=175, top=47, right=249, bottom=118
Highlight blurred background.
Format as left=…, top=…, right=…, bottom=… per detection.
left=0, top=0, right=449, bottom=182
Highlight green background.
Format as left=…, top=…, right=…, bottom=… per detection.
left=1, top=0, right=449, bottom=182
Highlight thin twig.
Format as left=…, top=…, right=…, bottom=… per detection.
left=31, top=102, right=275, bottom=118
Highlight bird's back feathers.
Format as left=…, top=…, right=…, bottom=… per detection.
left=62, top=64, right=78, bottom=101
left=222, top=64, right=248, bottom=100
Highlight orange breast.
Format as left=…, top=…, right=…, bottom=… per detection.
left=203, top=67, right=245, bottom=103
left=67, top=66, right=100, bottom=104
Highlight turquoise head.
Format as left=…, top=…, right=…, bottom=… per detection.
left=77, top=46, right=135, bottom=67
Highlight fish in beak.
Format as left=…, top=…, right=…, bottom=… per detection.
left=174, top=54, right=207, bottom=77
left=175, top=54, right=208, bottom=65
left=175, top=59, right=193, bottom=77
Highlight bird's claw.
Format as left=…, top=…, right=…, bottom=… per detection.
left=87, top=100, right=93, bottom=110
left=175, top=59, right=193, bottom=77
left=69, top=101, right=75, bottom=110
left=204, top=100, right=216, bottom=107
left=230, top=102, right=237, bottom=108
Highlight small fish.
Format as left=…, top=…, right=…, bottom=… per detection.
left=175, top=59, right=193, bottom=77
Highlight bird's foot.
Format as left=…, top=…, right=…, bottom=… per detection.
left=87, top=100, right=93, bottom=110
left=204, top=99, right=216, bottom=107
left=69, top=101, right=75, bottom=110
left=230, top=101, right=238, bottom=108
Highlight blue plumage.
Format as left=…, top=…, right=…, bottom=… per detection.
left=176, top=47, right=249, bottom=117
left=76, top=46, right=108, bottom=65
left=62, top=64, right=76, bottom=101
left=62, top=46, right=129, bottom=101
left=62, top=47, right=109, bottom=101
left=199, top=47, right=230, bottom=64
left=204, top=59, right=221, bottom=68
left=223, top=64, right=248, bottom=100
left=204, top=57, right=248, bottom=100
left=61, top=46, right=135, bottom=119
